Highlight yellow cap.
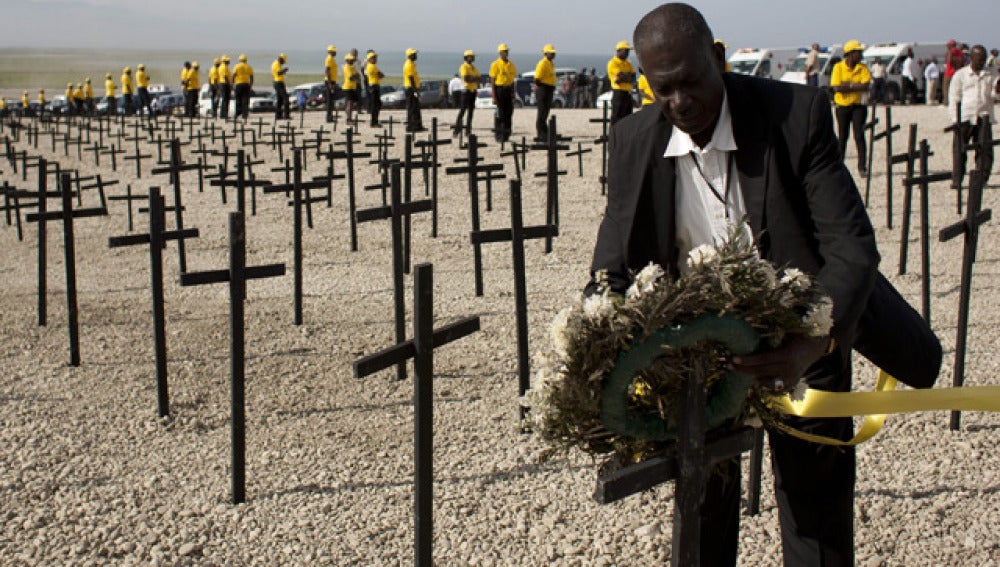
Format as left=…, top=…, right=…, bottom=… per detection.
left=327, top=44, right=336, bottom=52
left=543, top=44, right=556, bottom=54
left=138, top=64, right=145, bottom=70
left=106, top=73, right=112, bottom=79
left=279, top=53, right=286, bottom=61
left=24, top=91, right=28, bottom=95
left=615, top=41, right=632, bottom=51
left=192, top=61, right=199, bottom=68
left=463, top=50, right=475, bottom=57
left=85, top=77, right=90, bottom=82
left=214, top=58, right=220, bottom=64
left=714, top=38, right=727, bottom=49
left=406, top=48, right=418, bottom=57
left=124, top=66, right=131, bottom=72
left=843, top=39, right=865, bottom=54
left=239, top=54, right=247, bottom=62
left=67, top=82, right=73, bottom=88
left=76, top=83, right=82, bottom=88
left=367, top=51, right=377, bottom=60
left=39, top=88, right=44, bottom=92
left=497, top=43, right=509, bottom=52
left=345, top=54, right=355, bottom=61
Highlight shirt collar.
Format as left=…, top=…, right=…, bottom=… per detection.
left=664, top=90, right=737, bottom=157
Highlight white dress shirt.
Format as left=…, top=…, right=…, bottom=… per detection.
left=948, top=66, right=997, bottom=124
left=663, top=91, right=753, bottom=272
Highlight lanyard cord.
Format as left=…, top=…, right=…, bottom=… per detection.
left=689, top=151, right=735, bottom=220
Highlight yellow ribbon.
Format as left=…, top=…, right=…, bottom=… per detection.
left=767, top=371, right=1000, bottom=446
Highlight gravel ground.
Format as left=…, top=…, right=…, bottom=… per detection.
left=1, top=104, right=999, bottom=566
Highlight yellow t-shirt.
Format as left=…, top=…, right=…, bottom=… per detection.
left=608, top=56, right=635, bottom=91
left=22, top=94, right=29, bottom=108
left=121, top=74, right=134, bottom=95
left=38, top=93, right=46, bottom=105
left=65, top=87, right=73, bottom=100
left=0, top=99, right=6, bottom=110
left=136, top=70, right=149, bottom=88
left=233, top=63, right=253, bottom=85
left=73, top=88, right=85, bottom=102
left=365, top=62, right=382, bottom=86
left=105, top=80, right=116, bottom=97
left=219, top=63, right=232, bottom=85
left=186, top=69, right=200, bottom=90
left=325, top=54, right=338, bottom=83
left=490, top=58, right=517, bottom=87
left=830, top=61, right=871, bottom=107
left=342, top=62, right=359, bottom=89
left=271, top=59, right=286, bottom=83
left=209, top=66, right=219, bottom=85
left=459, top=62, right=480, bottom=90
left=637, top=74, right=654, bottom=105
left=84, top=83, right=94, bottom=98
left=534, top=57, right=557, bottom=87
left=403, top=59, right=420, bottom=89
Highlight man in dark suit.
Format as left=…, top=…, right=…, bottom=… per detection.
left=589, top=4, right=937, bottom=565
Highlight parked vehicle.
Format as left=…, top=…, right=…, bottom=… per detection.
left=780, top=44, right=843, bottom=96
left=521, top=67, right=578, bottom=107
left=290, top=82, right=328, bottom=109
left=46, top=96, right=71, bottom=115
left=198, top=84, right=275, bottom=116
left=594, top=89, right=641, bottom=109
left=727, top=47, right=799, bottom=80
left=474, top=86, right=526, bottom=110
left=151, top=93, right=185, bottom=116
left=380, top=81, right=445, bottom=109
left=862, top=42, right=948, bottom=104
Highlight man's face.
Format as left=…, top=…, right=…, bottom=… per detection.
left=546, top=52, right=555, bottom=61
left=638, top=36, right=724, bottom=141
left=500, top=51, right=509, bottom=61
left=617, top=48, right=630, bottom=60
left=970, top=46, right=987, bottom=71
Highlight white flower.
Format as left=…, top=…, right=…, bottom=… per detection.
left=789, top=381, right=809, bottom=402
left=780, top=267, right=811, bottom=291
left=627, top=262, right=665, bottom=299
left=802, top=297, right=834, bottom=337
left=686, top=244, right=720, bottom=269
left=549, top=306, right=576, bottom=356
left=582, top=293, right=615, bottom=320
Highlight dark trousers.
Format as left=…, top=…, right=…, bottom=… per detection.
left=953, top=118, right=995, bottom=188
left=106, top=96, right=117, bottom=115
left=535, top=83, right=554, bottom=140
left=610, top=90, right=633, bottom=125
left=702, top=351, right=856, bottom=566
left=209, top=85, right=219, bottom=117
left=234, top=83, right=250, bottom=119
left=274, top=82, right=290, bottom=119
left=835, top=104, right=867, bottom=168
left=901, top=76, right=917, bottom=104
left=870, top=78, right=885, bottom=104
left=219, top=84, right=231, bottom=118
left=325, top=82, right=337, bottom=122
left=368, top=84, right=381, bottom=125
left=806, top=74, right=819, bottom=87
left=405, top=87, right=423, bottom=131
left=185, top=90, right=198, bottom=117
left=494, top=85, right=514, bottom=141
left=122, top=93, right=133, bottom=115
left=454, top=90, right=475, bottom=134
left=137, top=88, right=152, bottom=116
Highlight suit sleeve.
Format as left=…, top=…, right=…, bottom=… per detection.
left=586, top=125, right=634, bottom=295
left=799, top=89, right=879, bottom=347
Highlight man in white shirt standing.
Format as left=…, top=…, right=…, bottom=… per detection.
left=948, top=44, right=995, bottom=189
left=924, top=56, right=940, bottom=104
left=901, top=48, right=917, bottom=104
left=447, top=73, right=463, bottom=109
left=804, top=43, right=820, bottom=87
left=869, top=58, right=886, bottom=103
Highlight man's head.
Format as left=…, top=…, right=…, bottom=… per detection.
left=464, top=50, right=475, bottom=62
left=633, top=3, right=724, bottom=142
left=406, top=48, right=418, bottom=61
left=498, top=43, right=509, bottom=61
left=543, top=44, right=556, bottom=61
left=843, top=40, right=864, bottom=66
left=969, top=44, right=987, bottom=72
left=811, top=43, right=820, bottom=51
left=615, top=40, right=631, bottom=60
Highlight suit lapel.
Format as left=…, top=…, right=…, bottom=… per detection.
left=725, top=75, right=770, bottom=240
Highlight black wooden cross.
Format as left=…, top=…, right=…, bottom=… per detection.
left=401, top=133, right=438, bottom=258
left=150, top=139, right=203, bottom=273
left=469, top=179, right=557, bottom=422
left=590, top=105, right=612, bottom=195
left=531, top=116, right=568, bottom=253
left=566, top=142, right=593, bottom=177
left=938, top=168, right=991, bottom=431
left=262, top=149, right=328, bottom=325
left=124, top=137, right=153, bottom=179
left=209, top=150, right=272, bottom=214
left=2, top=180, right=27, bottom=241
left=78, top=174, right=115, bottom=212
left=106, top=184, right=145, bottom=232
left=356, top=164, right=434, bottom=380
left=99, top=143, right=124, bottom=172
left=445, top=133, right=505, bottom=296
left=943, top=103, right=968, bottom=215
left=500, top=137, right=530, bottom=181
left=353, top=262, right=480, bottom=567
left=180, top=212, right=286, bottom=504
left=904, top=141, right=952, bottom=322
left=414, top=118, right=452, bottom=237
left=320, top=129, right=369, bottom=247
left=890, top=123, right=920, bottom=240
left=25, top=172, right=107, bottom=366
left=108, top=186, right=200, bottom=417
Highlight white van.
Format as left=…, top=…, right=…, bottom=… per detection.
left=780, top=45, right=843, bottom=94
left=727, top=47, right=800, bottom=81
left=862, top=42, right=948, bottom=104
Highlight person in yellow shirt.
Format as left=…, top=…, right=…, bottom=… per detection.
left=135, top=64, right=152, bottom=117
left=21, top=91, right=30, bottom=117
left=607, top=40, right=636, bottom=124
left=84, top=77, right=95, bottom=114
left=73, top=84, right=86, bottom=115
left=65, top=83, right=75, bottom=115
left=37, top=89, right=46, bottom=118
left=830, top=39, right=872, bottom=174
left=489, top=43, right=517, bottom=142
left=637, top=72, right=654, bottom=106
left=0, top=97, right=8, bottom=120
left=453, top=50, right=481, bottom=136
left=272, top=53, right=290, bottom=120
left=186, top=62, right=201, bottom=117
left=232, top=54, right=254, bottom=120
left=104, top=73, right=117, bottom=115
left=209, top=58, right=221, bottom=118
left=403, top=48, right=424, bottom=132
left=218, top=55, right=232, bottom=119
left=121, top=67, right=134, bottom=114
left=341, top=53, right=361, bottom=124
left=324, top=45, right=338, bottom=123
left=533, top=44, right=558, bottom=141
left=365, top=51, right=385, bottom=127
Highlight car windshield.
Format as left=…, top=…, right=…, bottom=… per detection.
left=787, top=54, right=830, bottom=72
left=728, top=60, right=758, bottom=74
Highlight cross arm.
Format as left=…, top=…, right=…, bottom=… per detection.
left=354, top=316, right=481, bottom=378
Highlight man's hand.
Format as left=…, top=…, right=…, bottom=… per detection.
left=730, top=334, right=830, bottom=393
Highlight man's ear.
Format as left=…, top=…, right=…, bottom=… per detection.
left=713, top=43, right=727, bottom=72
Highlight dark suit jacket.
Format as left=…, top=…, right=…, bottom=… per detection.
left=589, top=73, right=941, bottom=387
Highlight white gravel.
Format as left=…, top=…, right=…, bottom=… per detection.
left=1, top=104, right=999, bottom=566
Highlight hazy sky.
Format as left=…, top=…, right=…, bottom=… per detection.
left=2, top=0, right=997, bottom=54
